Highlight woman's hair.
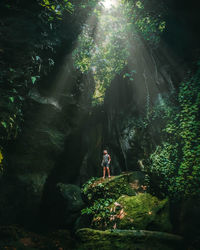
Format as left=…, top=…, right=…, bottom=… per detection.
left=103, top=150, right=108, bottom=154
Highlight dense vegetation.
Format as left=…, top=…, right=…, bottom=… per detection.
left=0, top=0, right=98, bottom=164
left=73, top=0, right=166, bottom=104
left=139, top=63, right=200, bottom=199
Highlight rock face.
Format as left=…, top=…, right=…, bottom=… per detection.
left=76, top=228, right=183, bottom=250
left=0, top=101, right=67, bottom=227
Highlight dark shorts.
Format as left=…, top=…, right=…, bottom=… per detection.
left=102, top=162, right=110, bottom=168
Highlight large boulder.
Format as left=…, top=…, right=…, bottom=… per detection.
left=82, top=171, right=145, bottom=203
left=56, top=183, right=85, bottom=213
left=108, top=193, right=172, bottom=232
left=76, top=228, right=183, bottom=250
left=81, top=172, right=171, bottom=232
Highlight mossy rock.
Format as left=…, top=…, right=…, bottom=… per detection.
left=82, top=172, right=145, bottom=203
left=111, top=193, right=172, bottom=232
left=76, top=228, right=183, bottom=250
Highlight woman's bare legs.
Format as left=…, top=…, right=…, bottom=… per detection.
left=103, top=167, right=106, bottom=178
left=107, top=167, right=111, bottom=178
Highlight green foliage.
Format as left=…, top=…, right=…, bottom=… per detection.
left=31, top=76, right=37, bottom=84
left=73, top=28, right=94, bottom=72
left=81, top=177, right=115, bottom=228
left=124, top=0, right=166, bottom=46
left=0, top=0, right=100, bottom=174
left=81, top=174, right=139, bottom=229
left=147, top=63, right=200, bottom=198
left=81, top=197, right=115, bottom=229
left=81, top=177, right=111, bottom=202
left=81, top=174, right=171, bottom=231
left=81, top=175, right=135, bottom=203
left=176, top=67, right=200, bottom=196
left=40, top=0, right=74, bottom=17
left=73, top=0, right=166, bottom=105
left=123, top=70, right=136, bottom=81
left=0, top=0, right=99, bottom=148
left=81, top=198, right=114, bottom=216
left=82, top=177, right=98, bottom=196
left=0, top=1, right=62, bottom=146
left=149, top=142, right=180, bottom=197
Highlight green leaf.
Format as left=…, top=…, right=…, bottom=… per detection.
left=9, top=117, right=14, bottom=122
left=1, top=122, right=7, bottom=128
left=9, top=97, right=14, bottom=103
left=18, top=96, right=24, bottom=101
left=31, top=76, right=37, bottom=84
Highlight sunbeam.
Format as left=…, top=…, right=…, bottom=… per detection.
left=102, top=0, right=118, bottom=9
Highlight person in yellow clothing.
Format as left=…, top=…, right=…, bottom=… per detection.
left=101, top=150, right=111, bottom=178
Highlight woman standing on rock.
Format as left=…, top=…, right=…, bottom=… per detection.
left=101, top=150, right=111, bottom=178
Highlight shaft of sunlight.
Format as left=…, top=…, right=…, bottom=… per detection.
left=102, top=0, right=118, bottom=9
